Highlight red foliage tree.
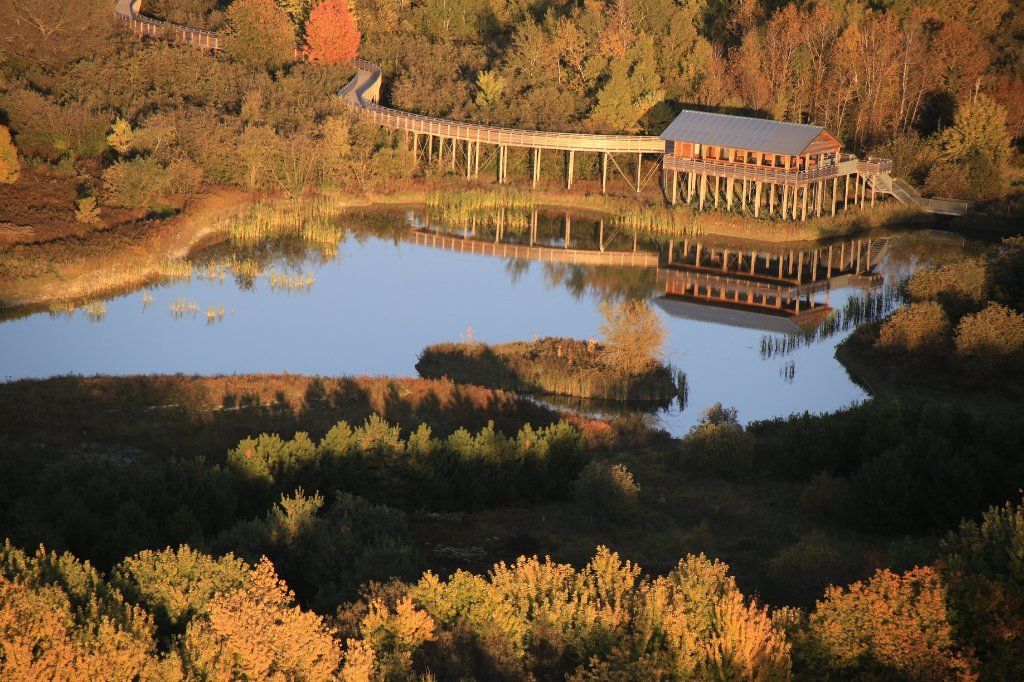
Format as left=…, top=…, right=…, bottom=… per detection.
left=303, top=0, right=361, bottom=65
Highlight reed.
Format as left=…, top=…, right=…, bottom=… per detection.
left=170, top=297, right=200, bottom=318
left=268, top=270, right=315, bottom=292
left=205, top=305, right=225, bottom=324
left=157, top=259, right=193, bottom=281
left=47, top=299, right=76, bottom=318
left=83, top=301, right=107, bottom=322
left=219, top=196, right=350, bottom=254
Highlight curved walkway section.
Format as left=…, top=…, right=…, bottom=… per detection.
left=114, top=0, right=221, bottom=48
left=341, top=61, right=664, bottom=155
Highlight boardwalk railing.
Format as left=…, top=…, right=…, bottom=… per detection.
left=341, top=60, right=665, bottom=154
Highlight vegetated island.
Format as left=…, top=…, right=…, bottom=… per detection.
left=417, top=299, right=682, bottom=403
left=417, top=337, right=682, bottom=404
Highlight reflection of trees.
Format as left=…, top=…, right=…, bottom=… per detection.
left=504, top=259, right=531, bottom=285
left=541, top=263, right=658, bottom=301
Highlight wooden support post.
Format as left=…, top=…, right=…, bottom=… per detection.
left=831, top=177, right=838, bottom=216
left=635, top=153, right=642, bottom=193
left=781, top=184, right=788, bottom=219
left=687, top=173, right=694, bottom=204
left=801, top=185, right=808, bottom=222
left=726, top=177, right=734, bottom=211
left=450, top=139, right=456, bottom=172
left=754, top=181, right=762, bottom=218
left=816, top=180, right=823, bottom=216
left=671, top=170, right=678, bottom=206
left=438, top=136, right=444, bottom=165
left=532, top=148, right=540, bottom=189
left=742, top=179, right=748, bottom=211
left=714, top=176, right=720, bottom=208
left=870, top=179, right=875, bottom=207
left=699, top=174, right=707, bottom=209
left=413, top=133, right=419, bottom=163
left=844, top=174, right=850, bottom=207
left=567, top=150, right=575, bottom=190
left=474, top=141, right=480, bottom=178
left=769, top=183, right=775, bottom=215
left=601, top=152, right=608, bottom=195
left=466, top=141, right=472, bottom=179
left=427, top=134, right=433, bottom=162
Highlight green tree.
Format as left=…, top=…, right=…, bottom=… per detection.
left=223, top=0, right=297, bottom=71
left=598, top=298, right=666, bottom=375
left=936, top=94, right=1012, bottom=199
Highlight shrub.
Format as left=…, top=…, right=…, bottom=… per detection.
left=598, top=299, right=666, bottom=376
left=222, top=0, right=297, bottom=71
left=75, top=196, right=102, bottom=224
left=573, top=461, right=640, bottom=522
left=805, top=566, right=976, bottom=680
left=0, top=124, right=19, bottom=184
left=905, top=258, right=988, bottom=311
left=679, top=403, right=754, bottom=475
left=954, top=302, right=1024, bottom=369
left=102, top=157, right=170, bottom=209
left=876, top=301, right=950, bottom=356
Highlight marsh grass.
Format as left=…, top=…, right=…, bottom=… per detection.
left=219, top=196, right=351, bottom=257
left=170, top=297, right=200, bottom=318
left=417, top=337, right=682, bottom=403
left=268, top=269, right=315, bottom=292
left=82, top=301, right=107, bottom=322
left=206, top=305, right=225, bottom=324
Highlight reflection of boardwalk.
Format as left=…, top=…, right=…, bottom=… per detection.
left=405, top=230, right=659, bottom=268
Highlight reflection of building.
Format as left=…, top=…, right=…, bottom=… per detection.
left=404, top=206, right=890, bottom=335
left=654, top=237, right=888, bottom=332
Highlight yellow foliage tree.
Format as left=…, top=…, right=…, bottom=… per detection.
left=183, top=557, right=341, bottom=681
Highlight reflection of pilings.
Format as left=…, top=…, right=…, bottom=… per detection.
left=406, top=229, right=659, bottom=267
left=657, top=268, right=829, bottom=316
left=666, top=238, right=868, bottom=284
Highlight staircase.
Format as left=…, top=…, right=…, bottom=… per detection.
left=869, top=173, right=971, bottom=216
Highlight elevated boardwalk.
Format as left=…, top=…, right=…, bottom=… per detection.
left=404, top=230, right=659, bottom=268
left=112, top=1, right=968, bottom=216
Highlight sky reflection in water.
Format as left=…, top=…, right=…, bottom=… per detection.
left=0, top=208, right=967, bottom=435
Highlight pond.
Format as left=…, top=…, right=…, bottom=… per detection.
left=0, top=204, right=975, bottom=435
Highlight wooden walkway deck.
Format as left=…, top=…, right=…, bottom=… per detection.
left=112, top=2, right=967, bottom=216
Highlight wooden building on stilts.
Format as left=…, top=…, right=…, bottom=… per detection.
left=660, top=110, right=890, bottom=221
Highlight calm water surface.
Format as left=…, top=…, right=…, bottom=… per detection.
left=0, top=207, right=973, bottom=435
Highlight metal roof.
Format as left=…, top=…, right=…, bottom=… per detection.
left=659, top=110, right=825, bottom=157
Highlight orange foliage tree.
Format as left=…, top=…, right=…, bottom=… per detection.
left=303, top=0, right=361, bottom=65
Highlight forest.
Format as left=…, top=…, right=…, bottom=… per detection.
left=1, top=0, right=1024, bottom=680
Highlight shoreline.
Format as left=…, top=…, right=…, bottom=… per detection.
left=0, top=181, right=952, bottom=316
